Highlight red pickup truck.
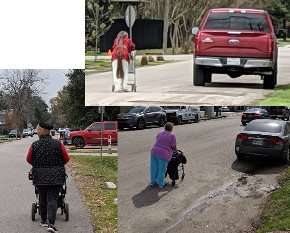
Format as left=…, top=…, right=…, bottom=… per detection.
left=67, top=121, right=118, bottom=148
left=191, top=8, right=278, bottom=89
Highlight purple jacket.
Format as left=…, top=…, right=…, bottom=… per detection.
left=151, top=130, right=177, bottom=161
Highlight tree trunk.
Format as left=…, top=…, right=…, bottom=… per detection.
left=162, top=0, right=170, bottom=55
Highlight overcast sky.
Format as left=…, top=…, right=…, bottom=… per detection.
left=0, top=69, right=69, bottom=107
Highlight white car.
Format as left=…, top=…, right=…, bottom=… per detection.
left=23, top=128, right=33, bottom=137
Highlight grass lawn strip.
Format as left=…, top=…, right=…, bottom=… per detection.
left=255, top=84, right=290, bottom=106
left=68, top=149, right=118, bottom=154
left=256, top=167, right=290, bottom=233
left=85, top=58, right=175, bottom=72
left=67, top=155, right=117, bottom=233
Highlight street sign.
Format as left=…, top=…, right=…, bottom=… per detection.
left=98, top=106, right=105, bottom=114
left=125, top=6, right=136, bottom=28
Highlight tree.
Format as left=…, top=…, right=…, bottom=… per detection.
left=86, top=0, right=115, bottom=57
left=162, top=0, right=170, bottom=55
left=30, top=96, right=51, bottom=128
left=0, top=69, right=47, bottom=129
left=49, top=88, right=68, bottom=128
left=62, top=69, right=120, bottom=129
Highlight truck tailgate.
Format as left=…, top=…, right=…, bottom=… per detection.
left=197, top=30, right=271, bottom=58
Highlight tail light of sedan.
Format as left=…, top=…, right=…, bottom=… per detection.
left=254, top=114, right=261, bottom=117
left=268, top=137, right=284, bottom=146
left=236, top=134, right=248, bottom=141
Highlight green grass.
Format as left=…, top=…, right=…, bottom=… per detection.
left=67, top=156, right=117, bottom=233
left=254, top=84, right=290, bottom=106
left=85, top=47, right=191, bottom=56
left=68, top=149, right=118, bottom=154
left=256, top=167, right=290, bottom=233
left=278, top=38, right=290, bottom=47
left=85, top=58, right=175, bottom=72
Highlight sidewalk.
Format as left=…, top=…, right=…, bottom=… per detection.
left=0, top=136, right=95, bottom=233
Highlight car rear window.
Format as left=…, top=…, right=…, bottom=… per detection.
left=245, top=122, right=282, bottom=133
left=105, top=123, right=116, bottom=130
left=205, top=13, right=269, bottom=32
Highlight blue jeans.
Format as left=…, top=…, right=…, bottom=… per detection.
left=150, top=154, right=169, bottom=187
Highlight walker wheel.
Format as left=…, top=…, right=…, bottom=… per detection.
left=65, top=203, right=69, bottom=221
left=31, top=203, right=37, bottom=221
left=172, top=180, right=175, bottom=187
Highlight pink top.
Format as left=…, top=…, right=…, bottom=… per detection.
left=151, top=130, right=177, bottom=161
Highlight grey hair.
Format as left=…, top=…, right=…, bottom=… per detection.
left=165, top=122, right=174, bottom=131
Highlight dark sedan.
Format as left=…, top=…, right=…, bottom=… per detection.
left=9, top=130, right=21, bottom=138
left=235, top=119, right=290, bottom=164
left=241, top=108, right=270, bottom=125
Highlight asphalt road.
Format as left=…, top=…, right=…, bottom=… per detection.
left=85, top=46, right=290, bottom=106
left=0, top=136, right=94, bottom=233
left=118, top=113, right=287, bottom=233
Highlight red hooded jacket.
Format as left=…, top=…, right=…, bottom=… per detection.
left=111, top=36, right=135, bottom=63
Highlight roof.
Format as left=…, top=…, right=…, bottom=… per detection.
left=249, top=119, right=287, bottom=125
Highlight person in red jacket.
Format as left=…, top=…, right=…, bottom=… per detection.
left=27, top=123, right=70, bottom=233
left=111, top=31, right=135, bottom=92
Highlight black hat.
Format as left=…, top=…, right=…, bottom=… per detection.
left=39, top=122, right=53, bottom=130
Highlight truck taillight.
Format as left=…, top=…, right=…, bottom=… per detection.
left=236, top=134, right=248, bottom=141
left=268, top=38, right=274, bottom=53
left=194, top=36, right=200, bottom=51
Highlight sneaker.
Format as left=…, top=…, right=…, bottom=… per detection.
left=40, top=221, right=48, bottom=227
left=159, top=184, right=167, bottom=189
left=47, top=224, right=58, bottom=233
left=150, top=183, right=156, bottom=187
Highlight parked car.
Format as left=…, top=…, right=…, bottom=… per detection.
left=221, top=106, right=230, bottom=112
left=191, top=8, right=278, bottom=89
left=162, top=106, right=200, bottom=124
left=67, top=121, right=118, bottom=148
left=9, top=130, right=20, bottom=138
left=117, top=106, right=167, bottom=130
left=241, top=108, right=270, bottom=125
left=265, top=106, right=290, bottom=121
left=276, top=29, right=286, bottom=39
left=22, top=128, right=33, bottom=137
left=32, top=129, right=38, bottom=135
left=63, top=128, right=80, bottom=145
left=235, top=119, right=290, bottom=164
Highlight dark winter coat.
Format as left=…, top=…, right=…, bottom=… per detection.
left=31, top=135, right=66, bottom=186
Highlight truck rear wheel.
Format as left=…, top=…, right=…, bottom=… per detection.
left=263, top=66, right=277, bottom=89
left=193, top=65, right=206, bottom=86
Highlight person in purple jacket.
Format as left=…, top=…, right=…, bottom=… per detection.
left=150, top=122, right=180, bottom=188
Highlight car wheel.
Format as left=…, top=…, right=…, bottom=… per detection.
left=119, top=126, right=124, bottom=130
left=236, top=152, right=245, bottom=160
left=136, top=119, right=145, bottom=130
left=159, top=117, right=166, bottom=127
left=281, top=149, right=290, bottom=164
left=72, top=137, right=85, bottom=148
left=242, top=122, right=246, bottom=126
left=193, top=65, right=206, bottom=86
left=194, top=115, right=199, bottom=123
left=263, top=66, right=277, bottom=89
left=177, top=116, right=182, bottom=125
